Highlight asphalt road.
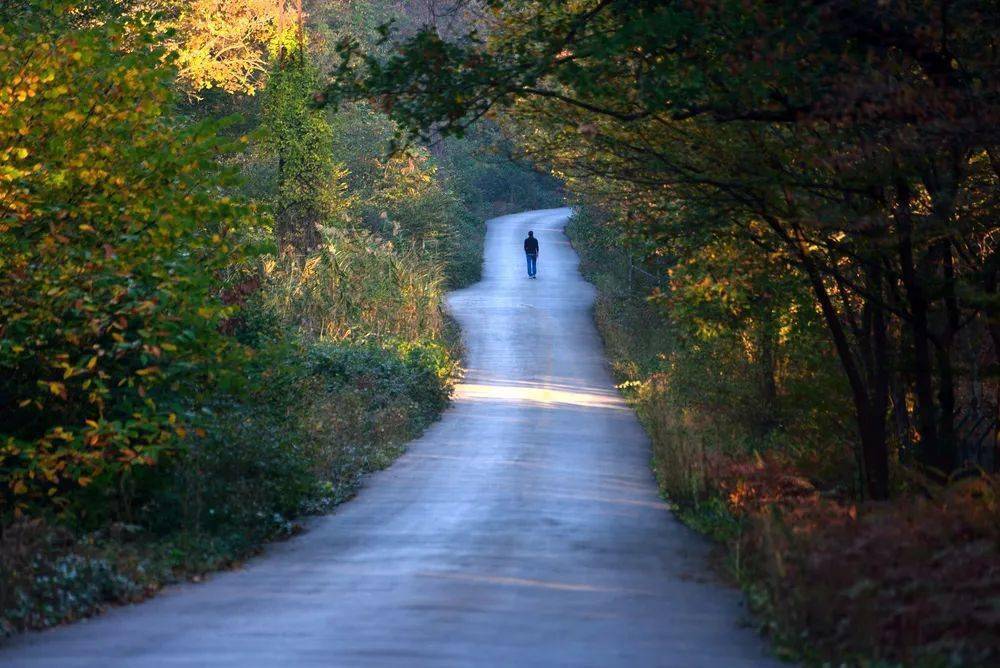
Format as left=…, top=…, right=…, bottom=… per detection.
left=2, top=208, right=778, bottom=667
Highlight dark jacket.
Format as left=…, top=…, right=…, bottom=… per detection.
left=524, top=236, right=539, bottom=255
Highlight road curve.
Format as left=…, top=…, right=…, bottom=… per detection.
left=2, top=209, right=778, bottom=667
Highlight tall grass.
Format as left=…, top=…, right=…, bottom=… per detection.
left=257, top=228, right=445, bottom=342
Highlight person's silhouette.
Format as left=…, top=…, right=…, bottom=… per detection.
left=524, top=231, right=539, bottom=278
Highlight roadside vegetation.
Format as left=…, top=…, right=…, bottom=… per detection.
left=569, top=207, right=998, bottom=666
left=0, top=0, right=557, bottom=634
left=329, top=1, right=1000, bottom=665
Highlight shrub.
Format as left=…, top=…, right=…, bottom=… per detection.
left=0, top=8, right=251, bottom=521
left=713, top=455, right=1000, bottom=666
left=1, top=334, right=456, bottom=634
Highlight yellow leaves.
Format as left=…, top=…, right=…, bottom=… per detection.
left=50, top=427, right=74, bottom=442
left=0, top=11, right=256, bottom=515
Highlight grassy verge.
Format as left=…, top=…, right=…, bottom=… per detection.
left=566, top=209, right=1000, bottom=667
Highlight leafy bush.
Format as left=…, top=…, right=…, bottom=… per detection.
left=1, top=335, right=455, bottom=635
left=712, top=455, right=1000, bottom=666
left=326, top=103, right=487, bottom=287
left=0, top=8, right=251, bottom=520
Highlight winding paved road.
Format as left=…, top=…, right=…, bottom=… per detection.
left=3, top=209, right=777, bottom=666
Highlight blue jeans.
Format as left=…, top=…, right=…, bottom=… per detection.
left=525, top=252, right=537, bottom=277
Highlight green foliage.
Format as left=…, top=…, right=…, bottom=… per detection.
left=258, top=53, right=350, bottom=250
left=0, top=7, right=251, bottom=519
left=0, top=520, right=150, bottom=633
left=251, top=229, right=446, bottom=341
left=324, top=102, right=488, bottom=287
left=568, top=207, right=854, bottom=485
left=1, top=333, right=455, bottom=635
left=137, top=336, right=454, bottom=546
left=437, top=125, right=564, bottom=219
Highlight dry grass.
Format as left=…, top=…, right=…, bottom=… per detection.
left=259, top=228, right=445, bottom=342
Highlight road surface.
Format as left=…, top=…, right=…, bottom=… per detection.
left=2, top=209, right=777, bottom=666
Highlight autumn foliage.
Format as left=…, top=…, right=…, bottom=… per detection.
left=710, top=453, right=1000, bottom=665
left=0, top=10, right=250, bottom=517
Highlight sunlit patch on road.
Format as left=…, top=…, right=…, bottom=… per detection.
left=454, top=382, right=628, bottom=410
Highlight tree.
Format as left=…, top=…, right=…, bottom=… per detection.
left=258, top=22, right=350, bottom=252
left=143, top=0, right=312, bottom=98
left=0, top=4, right=251, bottom=517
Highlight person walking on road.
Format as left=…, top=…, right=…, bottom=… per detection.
left=524, top=230, right=539, bottom=278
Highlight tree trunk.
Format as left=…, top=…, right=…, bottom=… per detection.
left=782, top=222, right=890, bottom=499
left=894, top=185, right=949, bottom=474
